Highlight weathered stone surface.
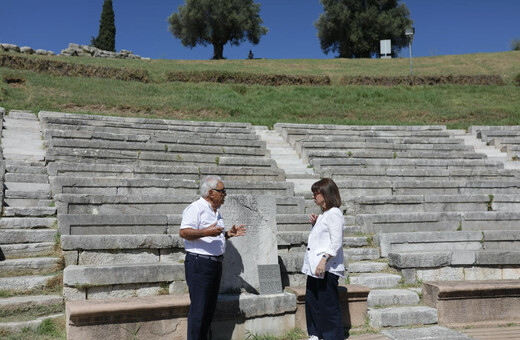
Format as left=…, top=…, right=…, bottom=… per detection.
left=423, top=280, right=520, bottom=326
left=63, top=263, right=185, bottom=287
left=368, top=289, right=419, bottom=307
left=382, top=326, right=473, bottom=340
left=388, top=251, right=451, bottom=269
left=369, top=306, right=437, bottom=327
left=219, top=195, right=279, bottom=294
left=350, top=273, right=401, bottom=289
left=416, top=267, right=464, bottom=282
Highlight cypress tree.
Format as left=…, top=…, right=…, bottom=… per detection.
left=91, top=0, right=116, bottom=52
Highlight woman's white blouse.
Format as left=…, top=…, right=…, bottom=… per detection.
left=301, top=207, right=345, bottom=279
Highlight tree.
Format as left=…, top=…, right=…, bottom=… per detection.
left=512, top=38, right=520, bottom=51
left=168, top=0, right=268, bottom=60
left=315, top=0, right=412, bottom=58
left=91, top=0, right=116, bottom=52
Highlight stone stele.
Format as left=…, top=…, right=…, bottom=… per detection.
left=219, top=195, right=280, bottom=294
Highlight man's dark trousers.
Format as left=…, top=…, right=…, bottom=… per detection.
left=185, top=253, right=223, bottom=340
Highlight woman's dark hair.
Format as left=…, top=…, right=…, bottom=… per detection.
left=311, top=178, right=341, bottom=211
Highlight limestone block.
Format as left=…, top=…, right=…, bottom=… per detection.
left=416, top=267, right=464, bottom=282
left=368, top=289, right=419, bottom=307
left=382, top=326, right=473, bottom=340
left=476, top=250, right=520, bottom=265
left=63, top=263, right=184, bottom=287
left=63, top=250, right=78, bottom=267
left=502, top=268, right=520, bottom=279
left=422, top=280, right=520, bottom=326
left=169, top=281, right=188, bottom=295
left=463, top=267, right=501, bottom=280
left=63, top=287, right=86, bottom=301
left=388, top=251, right=451, bottom=269
left=78, top=249, right=159, bottom=265
left=219, top=195, right=279, bottom=294
left=87, top=283, right=163, bottom=300
left=451, top=251, right=476, bottom=265
left=369, top=306, right=437, bottom=327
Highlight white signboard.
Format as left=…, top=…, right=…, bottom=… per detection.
left=380, top=39, right=391, bottom=58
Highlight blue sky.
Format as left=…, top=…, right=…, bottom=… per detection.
left=1, top=1, right=519, bottom=60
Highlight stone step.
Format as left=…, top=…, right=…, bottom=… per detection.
left=0, top=313, right=64, bottom=333
left=345, top=248, right=380, bottom=261
left=367, top=289, right=420, bottom=307
left=0, top=217, right=57, bottom=229
left=4, top=190, right=51, bottom=199
left=4, top=173, right=49, bottom=183
left=1, top=151, right=45, bottom=162
left=0, top=294, right=63, bottom=316
left=46, top=138, right=268, bottom=157
left=349, top=273, right=402, bottom=289
left=388, top=250, right=520, bottom=270
left=5, top=163, right=48, bottom=175
left=5, top=110, right=38, bottom=120
left=4, top=182, right=50, bottom=192
left=0, top=257, right=62, bottom=276
left=382, top=326, right=473, bottom=340
left=0, top=229, right=57, bottom=244
left=325, top=168, right=520, bottom=181
left=63, top=262, right=185, bottom=288
left=0, top=275, right=56, bottom=292
left=1, top=242, right=55, bottom=259
left=48, top=161, right=284, bottom=181
left=3, top=207, right=57, bottom=217
left=348, top=261, right=388, bottom=273
left=369, top=306, right=438, bottom=328
left=313, top=158, right=504, bottom=172
left=4, top=198, right=54, bottom=208
left=348, top=194, right=493, bottom=214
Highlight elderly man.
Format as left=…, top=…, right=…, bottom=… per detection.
left=180, top=175, right=246, bottom=340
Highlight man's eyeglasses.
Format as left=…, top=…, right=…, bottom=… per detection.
left=213, top=188, right=227, bottom=195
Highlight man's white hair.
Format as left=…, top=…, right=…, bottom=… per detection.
left=200, top=175, right=223, bottom=198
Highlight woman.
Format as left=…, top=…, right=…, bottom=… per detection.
left=302, top=178, right=345, bottom=340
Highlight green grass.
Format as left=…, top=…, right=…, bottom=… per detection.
left=0, top=317, right=66, bottom=340
left=1, top=51, right=520, bottom=129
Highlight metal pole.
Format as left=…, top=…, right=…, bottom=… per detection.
left=408, top=40, right=413, bottom=77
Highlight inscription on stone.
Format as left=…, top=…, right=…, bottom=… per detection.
left=258, top=264, right=282, bottom=294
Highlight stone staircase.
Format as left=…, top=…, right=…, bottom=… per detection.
left=257, top=124, right=439, bottom=330
left=0, top=110, right=63, bottom=333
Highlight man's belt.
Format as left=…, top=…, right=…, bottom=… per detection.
left=187, top=252, right=224, bottom=262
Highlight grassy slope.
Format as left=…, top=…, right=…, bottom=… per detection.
left=1, top=51, right=519, bottom=128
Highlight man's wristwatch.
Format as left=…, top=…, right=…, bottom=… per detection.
left=322, top=254, right=330, bottom=262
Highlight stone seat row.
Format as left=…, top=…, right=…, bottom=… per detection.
left=48, top=162, right=285, bottom=181
left=294, top=134, right=466, bottom=146
left=46, top=149, right=274, bottom=167
left=355, top=211, right=520, bottom=234
left=54, top=194, right=305, bottom=216
left=44, top=128, right=264, bottom=147
left=51, top=192, right=520, bottom=219
left=39, top=111, right=254, bottom=135
left=296, top=139, right=473, bottom=154
left=50, top=177, right=294, bottom=197
left=324, top=167, right=519, bottom=181
left=334, top=179, right=520, bottom=197
left=312, top=158, right=504, bottom=172
left=470, top=125, right=520, bottom=142
left=304, top=149, right=485, bottom=164
left=346, top=194, right=520, bottom=214
left=375, top=230, right=520, bottom=257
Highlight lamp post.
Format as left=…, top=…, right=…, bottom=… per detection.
left=405, top=27, right=415, bottom=77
